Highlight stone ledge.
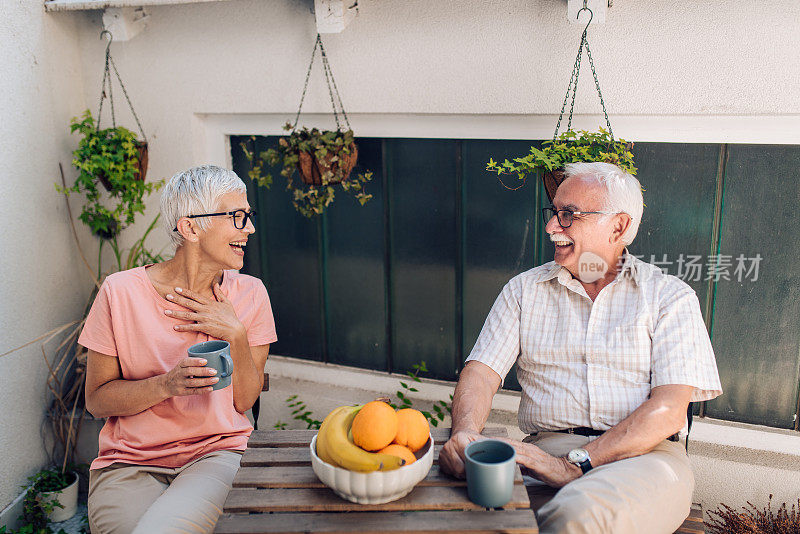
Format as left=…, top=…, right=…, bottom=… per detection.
left=689, top=418, right=800, bottom=471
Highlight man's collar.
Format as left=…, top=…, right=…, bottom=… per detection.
left=534, top=248, right=639, bottom=285
left=617, top=248, right=639, bottom=280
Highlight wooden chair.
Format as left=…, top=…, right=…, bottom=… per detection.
left=250, top=373, right=269, bottom=430
left=526, top=486, right=704, bottom=533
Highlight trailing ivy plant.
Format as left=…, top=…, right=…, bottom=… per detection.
left=58, top=110, right=165, bottom=272
left=61, top=110, right=163, bottom=241
left=486, top=128, right=637, bottom=183
left=242, top=123, right=373, bottom=217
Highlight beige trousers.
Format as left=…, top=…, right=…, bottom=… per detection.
left=524, top=432, right=694, bottom=534
left=88, top=450, right=242, bottom=534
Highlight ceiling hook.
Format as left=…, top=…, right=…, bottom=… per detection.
left=100, top=29, right=113, bottom=42
left=576, top=5, right=594, bottom=31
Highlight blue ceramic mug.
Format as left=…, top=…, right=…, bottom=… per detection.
left=464, top=439, right=517, bottom=508
left=188, top=340, right=233, bottom=391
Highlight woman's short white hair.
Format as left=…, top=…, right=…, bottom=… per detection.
left=563, top=162, right=644, bottom=246
left=161, top=165, right=247, bottom=248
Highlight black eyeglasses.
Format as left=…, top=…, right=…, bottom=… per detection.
left=541, top=206, right=617, bottom=229
left=173, top=209, right=257, bottom=232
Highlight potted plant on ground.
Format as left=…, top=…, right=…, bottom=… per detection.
left=28, top=467, right=80, bottom=524
left=486, top=128, right=637, bottom=202
left=242, top=123, right=372, bottom=217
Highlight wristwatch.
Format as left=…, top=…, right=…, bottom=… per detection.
left=566, top=448, right=593, bottom=474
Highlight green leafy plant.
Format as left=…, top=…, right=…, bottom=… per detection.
left=242, top=123, right=373, bottom=217
left=60, top=110, right=163, bottom=241
left=389, top=361, right=453, bottom=427
left=486, top=128, right=637, bottom=192
left=1, top=468, right=77, bottom=534
left=285, top=394, right=322, bottom=430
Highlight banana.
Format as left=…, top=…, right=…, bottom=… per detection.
left=323, top=405, right=406, bottom=472
left=315, top=406, right=346, bottom=467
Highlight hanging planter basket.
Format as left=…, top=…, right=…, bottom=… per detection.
left=93, top=30, right=150, bottom=193
left=242, top=34, right=373, bottom=218
left=485, top=6, right=637, bottom=203
left=297, top=143, right=358, bottom=186
left=97, top=140, right=149, bottom=192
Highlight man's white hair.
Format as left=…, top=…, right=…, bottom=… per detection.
left=161, top=165, right=247, bottom=249
left=563, top=162, right=644, bottom=246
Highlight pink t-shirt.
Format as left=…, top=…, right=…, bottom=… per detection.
left=78, top=266, right=277, bottom=470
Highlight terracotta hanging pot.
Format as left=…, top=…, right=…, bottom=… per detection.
left=297, top=143, right=358, bottom=186
left=542, top=169, right=566, bottom=204
left=98, top=141, right=149, bottom=192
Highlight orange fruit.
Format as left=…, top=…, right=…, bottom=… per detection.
left=393, top=408, right=430, bottom=452
left=351, top=401, right=398, bottom=452
left=378, top=444, right=416, bottom=466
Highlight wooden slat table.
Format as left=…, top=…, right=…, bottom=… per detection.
left=216, top=427, right=537, bottom=533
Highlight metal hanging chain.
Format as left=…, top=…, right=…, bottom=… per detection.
left=553, top=6, right=614, bottom=142
left=95, top=31, right=147, bottom=142
left=318, top=35, right=351, bottom=131
left=291, top=35, right=319, bottom=130
left=96, top=36, right=114, bottom=130
left=564, top=36, right=585, bottom=136
left=292, top=34, right=351, bottom=132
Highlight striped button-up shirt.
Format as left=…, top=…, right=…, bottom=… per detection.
left=467, top=251, right=722, bottom=434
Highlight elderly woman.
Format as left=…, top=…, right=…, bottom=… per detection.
left=80, top=165, right=276, bottom=534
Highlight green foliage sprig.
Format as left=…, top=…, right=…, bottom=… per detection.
left=60, top=110, right=163, bottom=240
left=0, top=468, right=79, bottom=534
left=486, top=128, right=637, bottom=183
left=389, top=361, right=453, bottom=427
left=242, top=123, right=373, bottom=217
left=283, top=394, right=322, bottom=430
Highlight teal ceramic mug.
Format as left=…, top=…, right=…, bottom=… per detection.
left=188, top=340, right=233, bottom=391
left=464, top=439, right=517, bottom=508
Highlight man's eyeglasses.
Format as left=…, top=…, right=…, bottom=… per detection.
left=173, top=209, right=257, bottom=232
left=541, top=206, right=618, bottom=229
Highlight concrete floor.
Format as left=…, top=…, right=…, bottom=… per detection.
left=253, top=373, right=523, bottom=439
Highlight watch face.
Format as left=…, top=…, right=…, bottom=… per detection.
left=567, top=448, right=589, bottom=464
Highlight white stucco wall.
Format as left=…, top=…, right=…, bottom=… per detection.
left=0, top=1, right=95, bottom=516
left=2, top=0, right=800, bottom=516
left=62, top=0, right=800, bottom=254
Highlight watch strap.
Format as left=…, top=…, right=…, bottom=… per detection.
left=577, top=457, right=593, bottom=474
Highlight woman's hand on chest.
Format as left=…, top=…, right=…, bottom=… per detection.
left=164, top=283, right=246, bottom=343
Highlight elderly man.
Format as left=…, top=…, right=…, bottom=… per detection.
left=439, top=162, right=722, bottom=533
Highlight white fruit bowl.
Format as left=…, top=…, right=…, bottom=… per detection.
left=309, top=434, right=434, bottom=504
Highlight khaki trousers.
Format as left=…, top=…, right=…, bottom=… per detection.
left=88, top=450, right=242, bottom=534
left=524, top=432, right=694, bottom=534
